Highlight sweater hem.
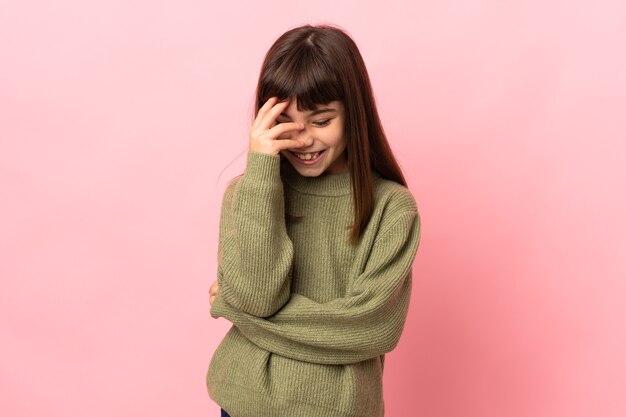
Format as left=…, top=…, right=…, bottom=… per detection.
left=209, top=378, right=359, bottom=417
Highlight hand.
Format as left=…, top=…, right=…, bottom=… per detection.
left=209, top=280, right=219, bottom=306
left=249, top=97, right=308, bottom=156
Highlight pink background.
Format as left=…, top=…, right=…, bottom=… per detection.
left=1, top=1, right=625, bottom=416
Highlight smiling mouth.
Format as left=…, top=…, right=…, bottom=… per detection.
left=289, top=149, right=326, bottom=163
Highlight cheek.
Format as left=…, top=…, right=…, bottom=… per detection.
left=324, top=125, right=344, bottom=146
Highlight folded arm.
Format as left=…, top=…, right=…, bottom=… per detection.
left=211, top=209, right=421, bottom=365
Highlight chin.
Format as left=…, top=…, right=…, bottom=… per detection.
left=291, top=164, right=324, bottom=177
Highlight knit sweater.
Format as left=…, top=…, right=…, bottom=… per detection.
left=206, top=151, right=421, bottom=417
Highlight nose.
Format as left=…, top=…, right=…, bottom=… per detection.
left=290, top=127, right=314, bottom=147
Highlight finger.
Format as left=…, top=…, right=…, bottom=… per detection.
left=268, top=121, right=304, bottom=140
left=259, top=98, right=291, bottom=131
left=274, top=138, right=307, bottom=152
left=252, top=96, right=278, bottom=131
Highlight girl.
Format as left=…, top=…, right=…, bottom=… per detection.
left=207, top=23, right=421, bottom=417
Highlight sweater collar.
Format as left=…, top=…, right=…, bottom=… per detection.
left=280, top=158, right=380, bottom=197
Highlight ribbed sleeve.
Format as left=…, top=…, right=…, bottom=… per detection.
left=216, top=151, right=294, bottom=318
left=210, top=209, right=421, bottom=365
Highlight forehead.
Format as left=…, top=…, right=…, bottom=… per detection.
left=280, top=99, right=343, bottom=117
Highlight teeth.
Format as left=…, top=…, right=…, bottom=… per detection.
left=294, top=151, right=321, bottom=160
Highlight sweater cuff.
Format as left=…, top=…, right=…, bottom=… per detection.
left=210, top=292, right=226, bottom=319
left=245, top=151, right=281, bottom=184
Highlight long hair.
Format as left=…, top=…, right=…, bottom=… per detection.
left=252, top=23, right=408, bottom=245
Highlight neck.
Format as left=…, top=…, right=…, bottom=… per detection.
left=280, top=159, right=353, bottom=196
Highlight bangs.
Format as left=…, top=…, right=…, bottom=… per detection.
left=260, top=46, right=343, bottom=111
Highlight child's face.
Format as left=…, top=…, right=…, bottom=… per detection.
left=276, top=98, right=348, bottom=176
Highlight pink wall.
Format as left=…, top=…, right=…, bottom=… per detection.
left=1, top=1, right=625, bottom=416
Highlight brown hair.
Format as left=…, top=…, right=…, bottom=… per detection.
left=253, top=23, right=408, bottom=245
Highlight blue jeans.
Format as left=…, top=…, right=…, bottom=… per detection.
left=221, top=408, right=231, bottom=417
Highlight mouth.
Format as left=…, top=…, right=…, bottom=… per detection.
left=289, top=149, right=326, bottom=164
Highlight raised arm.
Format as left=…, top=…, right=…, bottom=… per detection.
left=216, top=151, right=294, bottom=317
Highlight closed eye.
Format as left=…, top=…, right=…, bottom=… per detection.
left=275, top=119, right=332, bottom=127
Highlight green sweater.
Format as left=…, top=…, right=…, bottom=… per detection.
left=207, top=151, right=421, bottom=417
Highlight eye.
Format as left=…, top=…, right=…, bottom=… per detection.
left=314, top=119, right=331, bottom=127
